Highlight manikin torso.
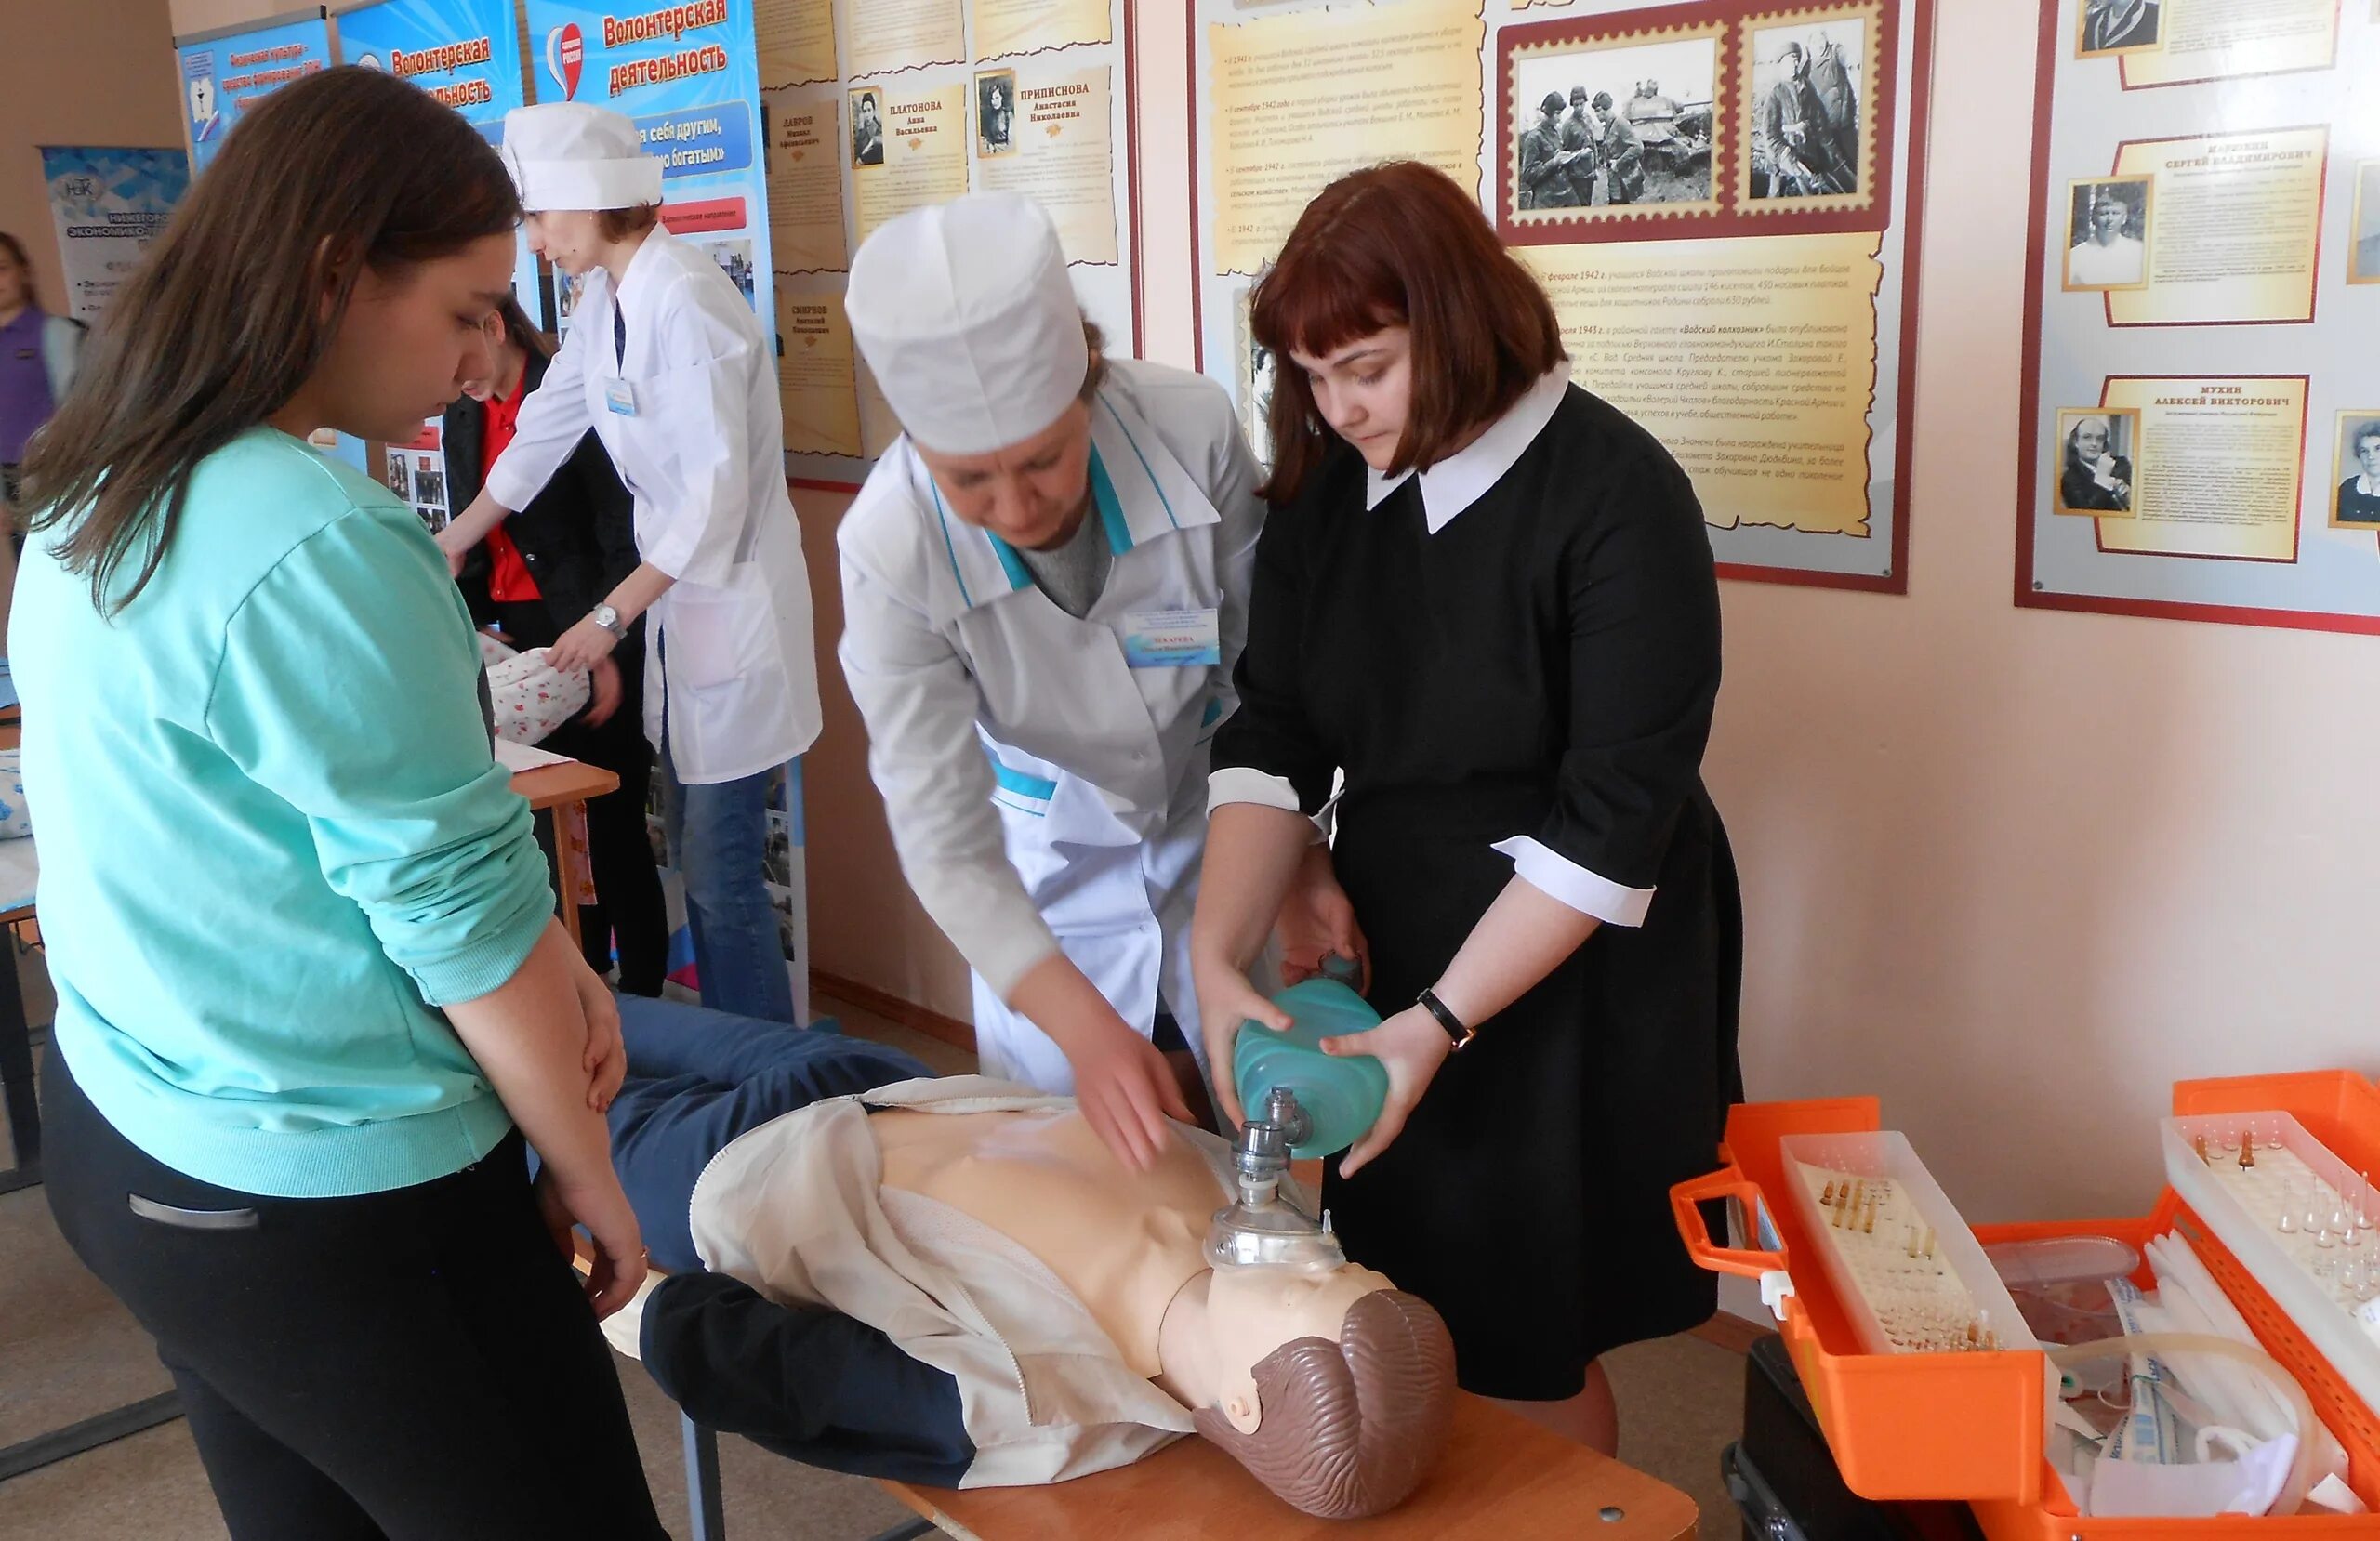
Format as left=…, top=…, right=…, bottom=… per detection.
left=872, top=1106, right=1213, bottom=1377
left=868, top=1107, right=1388, bottom=1429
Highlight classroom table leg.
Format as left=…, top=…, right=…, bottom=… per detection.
left=682, top=1414, right=726, bottom=1541
left=552, top=800, right=586, bottom=949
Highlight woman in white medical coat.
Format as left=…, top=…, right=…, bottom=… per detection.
left=840, top=193, right=1362, bottom=1168
left=441, top=103, right=820, bottom=1024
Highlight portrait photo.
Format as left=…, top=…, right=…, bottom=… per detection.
left=976, top=70, right=1017, bottom=158
left=2053, top=408, right=2140, bottom=516
left=850, top=89, right=885, bottom=167
left=1511, top=30, right=1720, bottom=217
left=2077, top=0, right=2161, bottom=58
left=2348, top=163, right=2380, bottom=284
left=383, top=450, right=411, bottom=500
left=1746, top=15, right=1867, bottom=203
left=2331, top=413, right=2380, bottom=528
left=2063, top=177, right=2151, bottom=291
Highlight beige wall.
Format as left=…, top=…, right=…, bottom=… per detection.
left=926, top=0, right=2378, bottom=1226
left=0, top=0, right=184, bottom=316
left=87, top=0, right=2374, bottom=1229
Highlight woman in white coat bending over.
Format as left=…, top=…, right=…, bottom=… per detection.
left=840, top=193, right=1362, bottom=1168
left=442, top=103, right=820, bottom=1024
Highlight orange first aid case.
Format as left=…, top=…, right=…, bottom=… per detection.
left=1671, top=1071, right=2380, bottom=1537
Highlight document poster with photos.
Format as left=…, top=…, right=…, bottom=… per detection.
left=757, top=0, right=1140, bottom=489
left=1188, top=0, right=1937, bottom=590
left=2021, top=0, right=2380, bottom=633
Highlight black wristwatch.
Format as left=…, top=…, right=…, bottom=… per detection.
left=1417, top=988, right=1475, bottom=1053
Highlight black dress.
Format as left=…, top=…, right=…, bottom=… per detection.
left=1214, top=383, right=1743, bottom=1400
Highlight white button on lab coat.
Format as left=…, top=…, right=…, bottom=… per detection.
left=487, top=229, right=821, bottom=784
left=838, top=360, right=1264, bottom=1087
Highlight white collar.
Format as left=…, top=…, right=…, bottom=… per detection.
left=1365, top=363, right=1573, bottom=533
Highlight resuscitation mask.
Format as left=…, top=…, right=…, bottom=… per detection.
left=1207, top=1087, right=1349, bottom=1272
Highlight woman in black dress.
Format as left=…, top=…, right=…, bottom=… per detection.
left=1190, top=161, right=1740, bottom=1451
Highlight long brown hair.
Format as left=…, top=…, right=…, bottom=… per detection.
left=21, top=67, right=521, bottom=612
left=1250, top=162, right=1565, bottom=504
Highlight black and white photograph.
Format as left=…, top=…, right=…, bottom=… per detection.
left=2349, top=163, right=2380, bottom=285
left=1233, top=286, right=1274, bottom=474
left=851, top=89, right=885, bottom=167
left=2075, top=0, right=2161, bottom=58
left=761, top=810, right=795, bottom=889
left=976, top=70, right=1017, bottom=158
left=2062, top=177, right=2150, bottom=291
left=703, top=237, right=758, bottom=310
left=383, top=449, right=411, bottom=500
left=2053, top=408, right=2139, bottom=516
left=2331, top=414, right=2380, bottom=528
left=1512, top=32, right=1719, bottom=215
left=1746, top=16, right=1866, bottom=203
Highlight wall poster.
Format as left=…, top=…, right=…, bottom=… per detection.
left=175, top=8, right=335, bottom=176
left=2020, top=0, right=2380, bottom=633
left=762, top=0, right=1141, bottom=490
left=1188, top=0, right=1937, bottom=592
left=37, top=148, right=191, bottom=324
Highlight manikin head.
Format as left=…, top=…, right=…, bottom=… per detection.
left=848, top=192, right=1109, bottom=550
left=1188, top=1261, right=1456, bottom=1518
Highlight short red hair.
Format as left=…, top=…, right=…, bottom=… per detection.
left=1250, top=162, right=1566, bottom=503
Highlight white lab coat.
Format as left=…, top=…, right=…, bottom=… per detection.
left=487, top=229, right=821, bottom=784
left=838, top=360, right=1263, bottom=1087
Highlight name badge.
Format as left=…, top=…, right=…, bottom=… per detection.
left=604, top=377, right=639, bottom=416
left=1122, top=608, right=1221, bottom=668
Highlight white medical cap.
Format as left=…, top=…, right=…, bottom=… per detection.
left=844, top=192, right=1089, bottom=456
left=502, top=103, right=664, bottom=212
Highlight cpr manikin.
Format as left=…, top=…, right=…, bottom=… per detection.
left=602, top=999, right=1453, bottom=1518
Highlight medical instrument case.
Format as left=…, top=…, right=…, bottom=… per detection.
left=1673, top=1071, right=2380, bottom=1537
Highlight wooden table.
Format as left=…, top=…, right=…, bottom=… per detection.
left=509, top=757, right=620, bottom=947
left=877, top=1394, right=1698, bottom=1541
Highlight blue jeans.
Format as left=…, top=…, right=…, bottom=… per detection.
left=660, top=744, right=797, bottom=1024
left=606, top=994, right=929, bottom=1271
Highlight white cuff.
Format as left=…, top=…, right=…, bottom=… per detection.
left=1490, top=836, right=1654, bottom=928
left=1210, top=768, right=1336, bottom=845
left=1208, top=767, right=1301, bottom=816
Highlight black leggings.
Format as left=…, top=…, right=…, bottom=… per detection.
left=40, top=1054, right=670, bottom=1540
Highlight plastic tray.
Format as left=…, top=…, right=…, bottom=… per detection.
left=1673, top=1072, right=2380, bottom=1537
left=1779, top=1131, right=2040, bottom=1360
left=2163, top=1110, right=2380, bottom=1433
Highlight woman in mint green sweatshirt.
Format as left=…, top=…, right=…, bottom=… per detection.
left=12, top=68, right=668, bottom=1539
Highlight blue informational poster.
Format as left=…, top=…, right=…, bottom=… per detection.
left=334, top=0, right=540, bottom=311
left=522, top=1, right=774, bottom=345
left=177, top=11, right=333, bottom=175
left=37, top=147, right=191, bottom=324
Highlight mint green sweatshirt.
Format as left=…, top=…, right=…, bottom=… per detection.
left=12, top=428, right=554, bottom=1197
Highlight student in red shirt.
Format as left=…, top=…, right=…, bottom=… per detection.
left=446, top=295, right=667, bottom=994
